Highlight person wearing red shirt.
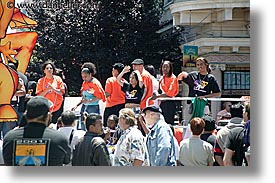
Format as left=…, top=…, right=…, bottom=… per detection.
left=36, top=61, right=65, bottom=124
left=151, top=60, right=179, bottom=125
left=103, top=63, right=125, bottom=126
left=72, top=62, right=106, bottom=118
left=131, top=59, right=154, bottom=110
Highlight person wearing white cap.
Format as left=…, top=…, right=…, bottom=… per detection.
left=141, top=105, right=176, bottom=166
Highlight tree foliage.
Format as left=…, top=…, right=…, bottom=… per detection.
left=27, top=0, right=181, bottom=96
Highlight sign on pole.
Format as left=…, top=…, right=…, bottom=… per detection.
left=182, top=45, right=198, bottom=67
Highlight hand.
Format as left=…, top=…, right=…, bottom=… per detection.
left=151, top=92, right=158, bottom=100
left=177, top=71, right=188, bottom=80
left=197, top=96, right=205, bottom=100
left=122, top=65, right=131, bottom=73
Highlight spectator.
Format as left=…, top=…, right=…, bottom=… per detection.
left=216, top=101, right=232, bottom=122
left=3, top=96, right=71, bottom=166
left=151, top=60, right=179, bottom=125
left=117, top=65, right=145, bottom=114
left=72, top=113, right=111, bottom=166
left=36, top=61, right=65, bottom=124
left=113, top=108, right=149, bottom=166
left=144, top=64, right=159, bottom=102
left=177, top=57, right=221, bottom=124
left=131, top=59, right=154, bottom=110
left=105, top=114, right=122, bottom=145
left=141, top=105, right=176, bottom=166
left=58, top=110, right=85, bottom=152
left=72, top=62, right=106, bottom=117
left=200, top=115, right=217, bottom=146
left=179, top=117, right=214, bottom=166
left=213, top=103, right=245, bottom=166
left=103, top=63, right=125, bottom=126
left=223, top=102, right=250, bottom=166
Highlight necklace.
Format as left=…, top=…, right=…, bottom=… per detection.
left=198, top=73, right=207, bottom=82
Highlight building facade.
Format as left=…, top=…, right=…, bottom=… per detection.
left=160, top=0, right=250, bottom=121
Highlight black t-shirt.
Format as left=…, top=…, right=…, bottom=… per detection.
left=122, top=82, right=145, bottom=104
left=183, top=71, right=221, bottom=97
left=224, top=127, right=246, bottom=166
left=3, top=123, right=71, bottom=166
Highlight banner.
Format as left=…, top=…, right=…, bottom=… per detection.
left=182, top=45, right=198, bottom=67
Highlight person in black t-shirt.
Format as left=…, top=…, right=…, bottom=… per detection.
left=117, top=65, right=145, bottom=114
left=177, top=57, right=221, bottom=124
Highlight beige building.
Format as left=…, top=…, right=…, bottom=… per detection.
left=160, top=0, right=250, bottom=121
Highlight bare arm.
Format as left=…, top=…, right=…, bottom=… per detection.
left=197, top=92, right=221, bottom=99
left=215, top=155, right=224, bottom=166
left=223, top=148, right=234, bottom=166
left=117, top=66, right=131, bottom=86
left=177, top=71, right=188, bottom=80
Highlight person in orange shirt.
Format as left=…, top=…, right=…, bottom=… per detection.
left=72, top=62, right=106, bottom=118
left=36, top=61, right=65, bottom=124
left=151, top=60, right=179, bottom=125
left=103, top=63, right=125, bottom=126
left=131, top=59, right=154, bottom=110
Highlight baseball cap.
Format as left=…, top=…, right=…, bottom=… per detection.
left=131, top=59, right=144, bottom=65
left=202, top=115, right=217, bottom=131
left=142, top=105, right=162, bottom=114
left=26, top=96, right=51, bottom=119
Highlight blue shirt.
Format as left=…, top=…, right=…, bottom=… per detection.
left=146, top=118, right=176, bottom=166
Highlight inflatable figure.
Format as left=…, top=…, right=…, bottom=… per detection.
left=0, top=0, right=38, bottom=122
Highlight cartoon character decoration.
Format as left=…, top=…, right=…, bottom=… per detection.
left=0, top=0, right=38, bottom=122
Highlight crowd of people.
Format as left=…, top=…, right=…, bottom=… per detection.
left=0, top=57, right=250, bottom=166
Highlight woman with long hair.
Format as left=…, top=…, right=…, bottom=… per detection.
left=151, top=60, right=179, bottom=125
left=116, top=65, right=145, bottom=114
left=36, top=60, right=65, bottom=124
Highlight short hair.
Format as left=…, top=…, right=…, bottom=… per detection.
left=107, top=114, right=119, bottom=124
left=113, top=63, right=124, bottom=73
left=230, top=103, right=244, bottom=118
left=61, top=110, right=76, bottom=125
left=144, top=65, right=156, bottom=77
left=119, top=108, right=136, bottom=126
left=85, top=113, right=102, bottom=130
left=222, top=102, right=232, bottom=109
left=190, top=117, right=205, bottom=135
left=81, top=62, right=97, bottom=76
left=41, top=60, right=56, bottom=73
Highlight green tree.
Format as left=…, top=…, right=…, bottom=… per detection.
left=28, top=0, right=181, bottom=96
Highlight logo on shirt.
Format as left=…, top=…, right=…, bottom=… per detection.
left=194, top=80, right=208, bottom=93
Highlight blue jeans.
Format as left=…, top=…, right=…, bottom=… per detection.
left=80, top=104, right=100, bottom=115
left=78, top=105, right=100, bottom=130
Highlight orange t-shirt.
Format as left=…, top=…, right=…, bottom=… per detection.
left=80, top=78, right=106, bottom=102
left=159, top=74, right=179, bottom=97
left=36, top=75, right=65, bottom=112
left=105, top=76, right=125, bottom=108
left=140, top=69, right=154, bottom=110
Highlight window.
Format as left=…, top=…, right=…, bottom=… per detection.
left=223, top=71, right=250, bottom=90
